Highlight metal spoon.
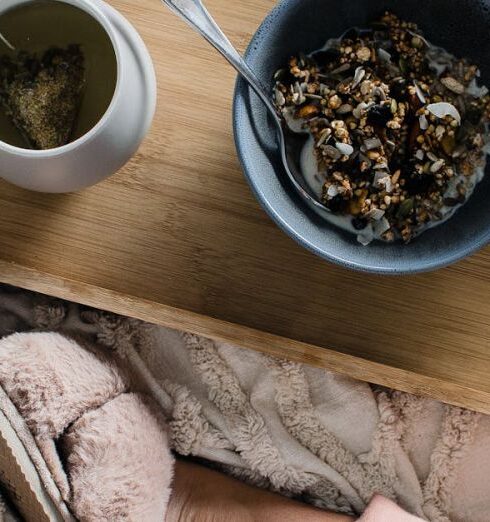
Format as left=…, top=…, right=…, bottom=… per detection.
left=161, top=0, right=330, bottom=215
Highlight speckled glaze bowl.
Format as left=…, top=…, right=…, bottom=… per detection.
left=233, top=0, right=490, bottom=274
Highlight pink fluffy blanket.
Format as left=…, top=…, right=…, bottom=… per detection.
left=0, top=285, right=488, bottom=521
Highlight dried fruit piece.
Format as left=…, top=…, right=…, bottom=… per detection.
left=441, top=134, right=456, bottom=155
left=296, top=103, right=320, bottom=119
left=396, top=198, right=414, bottom=219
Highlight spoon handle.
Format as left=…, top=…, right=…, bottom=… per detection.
left=160, top=0, right=279, bottom=120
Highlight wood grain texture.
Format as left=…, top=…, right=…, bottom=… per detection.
left=0, top=0, right=490, bottom=413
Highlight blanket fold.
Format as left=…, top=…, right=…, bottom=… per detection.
left=0, top=284, right=488, bottom=522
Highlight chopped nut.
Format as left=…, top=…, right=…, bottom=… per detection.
left=356, top=47, right=371, bottom=62
left=387, top=120, right=401, bottom=129
left=328, top=95, right=342, bottom=109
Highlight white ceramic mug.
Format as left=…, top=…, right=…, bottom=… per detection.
left=0, top=0, right=156, bottom=193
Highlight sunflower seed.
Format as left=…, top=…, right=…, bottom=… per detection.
left=274, top=88, right=285, bottom=106
left=441, top=76, right=465, bottom=94
left=430, top=159, right=445, bottom=172
left=363, top=137, right=382, bottom=150
left=377, top=48, right=392, bottom=62
left=324, top=145, right=341, bottom=160
left=335, top=142, right=354, bottom=156
left=331, top=63, right=351, bottom=75
left=337, top=103, right=353, bottom=114
left=352, top=67, right=366, bottom=89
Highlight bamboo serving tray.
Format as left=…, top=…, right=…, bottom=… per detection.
left=1, top=0, right=490, bottom=413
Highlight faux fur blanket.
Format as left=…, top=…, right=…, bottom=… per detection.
left=0, top=284, right=489, bottom=521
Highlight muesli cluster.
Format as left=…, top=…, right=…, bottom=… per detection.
left=273, top=12, right=490, bottom=244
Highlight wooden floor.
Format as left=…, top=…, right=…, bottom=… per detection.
left=1, top=0, right=490, bottom=413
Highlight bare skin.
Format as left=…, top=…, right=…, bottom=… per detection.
left=166, top=460, right=356, bottom=522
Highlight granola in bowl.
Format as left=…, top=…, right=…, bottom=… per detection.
left=273, top=12, right=490, bottom=245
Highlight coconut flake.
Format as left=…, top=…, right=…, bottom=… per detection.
left=419, top=114, right=429, bottom=130
left=352, top=101, right=374, bottom=119
left=413, top=81, right=426, bottom=104
left=415, top=149, right=424, bottom=160
left=466, top=78, right=489, bottom=98
left=331, top=63, right=351, bottom=75
left=335, top=142, right=354, bottom=156
left=383, top=178, right=393, bottom=193
left=373, top=170, right=387, bottom=185
left=374, top=217, right=391, bottom=236
left=352, top=67, right=366, bottom=89
left=363, top=137, right=382, bottom=150
left=327, top=185, right=339, bottom=198
left=372, top=171, right=392, bottom=192
left=357, top=227, right=374, bottom=246
left=427, top=102, right=461, bottom=125
left=377, top=48, right=392, bottom=63
left=372, top=171, right=393, bottom=193
left=365, top=208, right=385, bottom=220
left=274, top=88, right=285, bottom=106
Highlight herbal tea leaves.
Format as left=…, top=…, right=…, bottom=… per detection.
left=0, top=45, right=85, bottom=150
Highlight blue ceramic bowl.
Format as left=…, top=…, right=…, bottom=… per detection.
left=233, top=0, right=490, bottom=274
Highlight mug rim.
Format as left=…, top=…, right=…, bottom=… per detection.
left=0, top=0, right=122, bottom=157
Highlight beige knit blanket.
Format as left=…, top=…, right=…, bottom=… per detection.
left=0, top=284, right=488, bottom=522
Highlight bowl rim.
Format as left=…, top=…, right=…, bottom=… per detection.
left=232, top=0, right=490, bottom=274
